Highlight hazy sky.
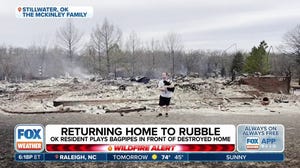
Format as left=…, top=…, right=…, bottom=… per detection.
left=0, top=0, right=300, bottom=51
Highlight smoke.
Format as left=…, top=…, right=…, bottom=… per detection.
left=64, top=66, right=93, bottom=79
left=58, top=55, right=93, bottom=79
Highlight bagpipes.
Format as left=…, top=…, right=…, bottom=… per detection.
left=163, top=80, right=175, bottom=92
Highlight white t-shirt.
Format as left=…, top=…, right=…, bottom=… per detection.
left=158, top=79, right=173, bottom=98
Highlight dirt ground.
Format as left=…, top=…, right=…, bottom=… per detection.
left=0, top=78, right=299, bottom=168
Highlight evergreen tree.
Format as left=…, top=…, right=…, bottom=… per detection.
left=230, top=52, right=244, bottom=74
left=244, top=41, right=270, bottom=75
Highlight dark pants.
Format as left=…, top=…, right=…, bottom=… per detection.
left=159, top=96, right=171, bottom=106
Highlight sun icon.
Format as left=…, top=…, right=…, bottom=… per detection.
left=152, top=154, right=158, bottom=160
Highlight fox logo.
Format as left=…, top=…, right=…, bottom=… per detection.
left=15, top=124, right=44, bottom=152
left=246, top=137, right=260, bottom=150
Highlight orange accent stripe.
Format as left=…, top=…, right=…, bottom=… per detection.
left=16, top=142, right=42, bottom=150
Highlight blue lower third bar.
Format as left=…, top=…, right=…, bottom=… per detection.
left=44, top=153, right=106, bottom=162
left=15, top=153, right=44, bottom=162
left=189, top=153, right=284, bottom=162
left=15, top=153, right=284, bottom=162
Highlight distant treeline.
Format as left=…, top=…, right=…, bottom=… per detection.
left=0, top=20, right=299, bottom=81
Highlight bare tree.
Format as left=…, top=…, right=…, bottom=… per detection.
left=126, top=31, right=140, bottom=76
left=0, top=46, right=8, bottom=80
left=57, top=20, right=82, bottom=63
left=82, top=44, right=97, bottom=73
left=91, top=24, right=103, bottom=73
left=185, top=50, right=202, bottom=75
left=99, top=18, right=122, bottom=75
left=150, top=38, right=161, bottom=69
left=111, top=44, right=122, bottom=79
left=270, top=53, right=293, bottom=76
left=164, top=32, right=183, bottom=76
left=283, top=24, right=300, bottom=84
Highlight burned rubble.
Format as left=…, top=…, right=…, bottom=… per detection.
left=0, top=75, right=299, bottom=116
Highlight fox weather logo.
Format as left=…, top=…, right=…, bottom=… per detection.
left=14, top=124, right=44, bottom=153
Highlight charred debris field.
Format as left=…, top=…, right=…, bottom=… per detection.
left=0, top=75, right=298, bottom=116
left=0, top=75, right=299, bottom=168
